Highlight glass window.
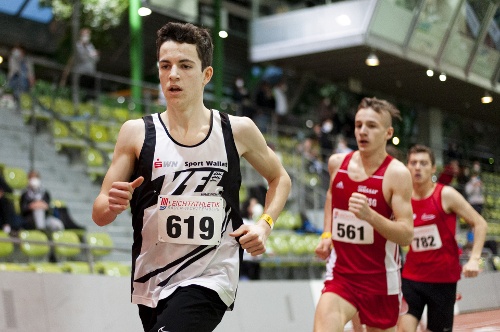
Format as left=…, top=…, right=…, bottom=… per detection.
left=470, top=6, right=500, bottom=79
left=441, top=0, right=489, bottom=70
left=409, top=0, right=461, bottom=58
left=369, top=0, right=420, bottom=45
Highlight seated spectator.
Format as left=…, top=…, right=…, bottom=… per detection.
left=20, top=170, right=64, bottom=232
left=239, top=197, right=264, bottom=280
left=437, top=159, right=460, bottom=186
left=294, top=211, right=321, bottom=235
left=52, top=200, right=85, bottom=230
left=0, top=172, right=25, bottom=235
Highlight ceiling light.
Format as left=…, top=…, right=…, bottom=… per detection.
left=365, top=52, right=379, bottom=66
left=439, top=73, right=446, bottom=81
left=481, top=91, right=493, bottom=104
left=336, top=15, right=351, bottom=26
left=138, top=7, right=152, bottom=16
left=426, top=69, right=434, bottom=77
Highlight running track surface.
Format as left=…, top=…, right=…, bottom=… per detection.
left=343, top=308, right=500, bottom=331
left=453, top=309, right=500, bottom=332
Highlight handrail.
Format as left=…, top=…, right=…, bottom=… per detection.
left=0, top=235, right=131, bottom=274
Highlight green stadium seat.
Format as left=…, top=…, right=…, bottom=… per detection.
left=19, top=230, right=50, bottom=260
left=85, top=148, right=108, bottom=182
left=90, top=123, right=114, bottom=151
left=0, top=263, right=30, bottom=272
left=86, top=232, right=113, bottom=258
left=53, top=97, right=75, bottom=117
left=112, top=107, right=129, bottom=123
left=28, top=262, right=64, bottom=274
left=0, top=231, right=14, bottom=259
left=2, top=166, right=28, bottom=190
left=52, top=120, right=86, bottom=152
left=52, top=230, right=81, bottom=260
left=94, top=261, right=131, bottom=277
left=61, top=261, right=91, bottom=274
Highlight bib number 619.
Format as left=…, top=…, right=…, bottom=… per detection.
left=166, top=215, right=214, bottom=240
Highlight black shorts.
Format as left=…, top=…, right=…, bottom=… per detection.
left=138, top=285, right=228, bottom=332
left=402, top=278, right=457, bottom=332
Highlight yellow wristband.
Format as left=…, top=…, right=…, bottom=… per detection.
left=321, top=232, right=332, bottom=239
left=260, top=214, right=274, bottom=230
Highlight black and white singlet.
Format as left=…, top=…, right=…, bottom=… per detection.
left=129, top=110, right=243, bottom=309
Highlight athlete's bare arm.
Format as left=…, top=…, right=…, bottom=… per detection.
left=229, top=115, right=291, bottom=255
left=351, top=159, right=414, bottom=246
left=441, top=185, right=488, bottom=277
left=315, top=153, right=347, bottom=260
left=92, top=119, right=145, bottom=226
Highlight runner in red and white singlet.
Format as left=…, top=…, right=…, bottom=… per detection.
left=314, top=97, right=414, bottom=332
left=398, top=145, right=487, bottom=332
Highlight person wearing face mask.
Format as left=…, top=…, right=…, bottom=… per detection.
left=7, top=43, right=35, bottom=105
left=20, top=170, right=64, bottom=232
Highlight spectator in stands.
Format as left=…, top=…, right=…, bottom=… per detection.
left=240, top=197, right=264, bottom=280
left=232, top=76, right=255, bottom=119
left=51, top=200, right=85, bottom=231
left=20, top=170, right=64, bottom=232
left=273, top=79, right=288, bottom=128
left=7, top=43, right=35, bottom=106
left=437, top=159, right=460, bottom=186
left=72, top=28, right=99, bottom=103
left=465, top=161, right=485, bottom=215
left=335, top=135, right=353, bottom=154
left=0, top=172, right=24, bottom=235
left=254, top=80, right=276, bottom=133
left=318, top=118, right=336, bottom=163
left=294, top=211, right=321, bottom=235
left=74, top=28, right=99, bottom=75
left=297, top=129, right=322, bottom=174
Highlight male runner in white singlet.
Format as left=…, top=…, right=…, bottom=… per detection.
left=314, top=97, right=414, bottom=332
left=92, top=22, right=291, bottom=332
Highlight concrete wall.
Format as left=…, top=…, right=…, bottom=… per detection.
left=1, top=272, right=499, bottom=332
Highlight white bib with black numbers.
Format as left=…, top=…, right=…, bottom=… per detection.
left=332, top=208, right=374, bottom=244
left=157, top=195, right=224, bottom=245
left=411, top=224, right=442, bottom=252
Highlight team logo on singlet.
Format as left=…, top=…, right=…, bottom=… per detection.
left=421, top=213, right=436, bottom=221
left=357, top=185, right=378, bottom=195
left=154, top=158, right=179, bottom=168
left=336, top=181, right=344, bottom=189
left=169, top=168, right=225, bottom=196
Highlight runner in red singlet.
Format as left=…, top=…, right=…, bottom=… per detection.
left=398, top=145, right=487, bottom=332
left=314, top=97, right=414, bottom=332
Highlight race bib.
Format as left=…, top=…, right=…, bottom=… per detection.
left=411, top=224, right=442, bottom=252
left=157, top=195, right=224, bottom=245
left=332, top=208, right=374, bottom=244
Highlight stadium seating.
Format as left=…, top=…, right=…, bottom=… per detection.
left=52, top=230, right=81, bottom=261
left=85, top=232, right=113, bottom=258
left=19, top=230, right=51, bottom=261
left=2, top=166, right=28, bottom=190
left=0, top=231, right=14, bottom=259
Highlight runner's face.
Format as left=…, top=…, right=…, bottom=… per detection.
left=158, top=41, right=212, bottom=107
left=407, top=152, right=436, bottom=185
left=354, top=107, right=393, bottom=152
